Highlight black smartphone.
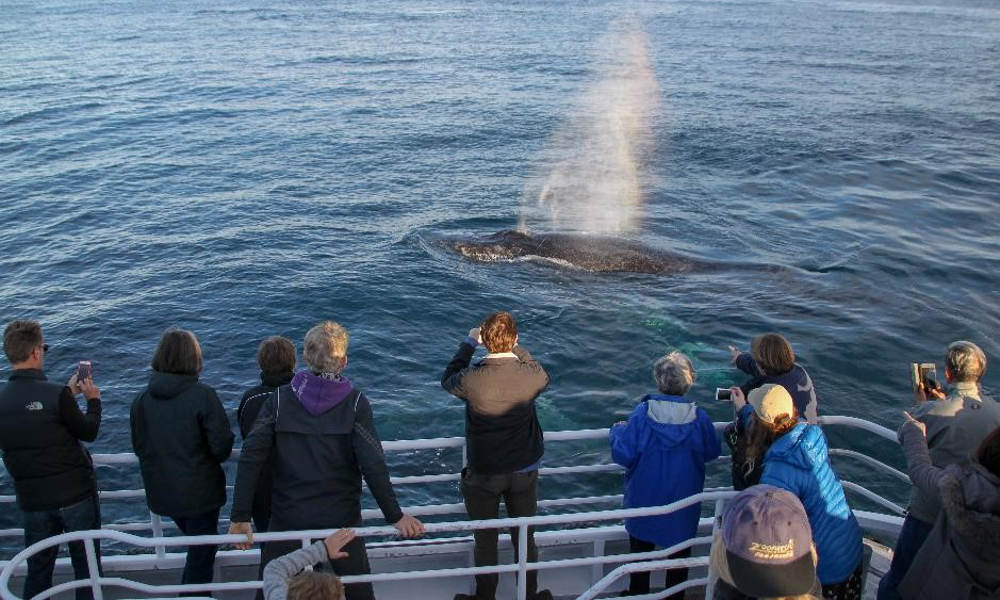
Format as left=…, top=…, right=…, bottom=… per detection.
left=77, top=361, right=92, bottom=381
left=716, top=387, right=732, bottom=401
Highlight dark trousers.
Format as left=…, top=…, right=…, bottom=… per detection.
left=171, top=508, right=220, bottom=597
left=460, top=468, right=540, bottom=600
left=877, top=514, right=933, bottom=600
left=626, top=536, right=690, bottom=599
left=258, top=518, right=374, bottom=600
left=23, top=494, right=103, bottom=600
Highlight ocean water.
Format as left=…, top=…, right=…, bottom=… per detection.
left=2, top=0, right=999, bottom=550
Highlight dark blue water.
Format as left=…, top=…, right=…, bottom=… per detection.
left=2, top=0, right=999, bottom=549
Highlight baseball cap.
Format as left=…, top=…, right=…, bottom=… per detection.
left=748, top=383, right=796, bottom=425
left=720, top=485, right=816, bottom=597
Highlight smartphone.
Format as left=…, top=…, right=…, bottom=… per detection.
left=77, top=360, right=92, bottom=381
left=910, top=362, right=937, bottom=392
left=716, top=387, right=732, bottom=401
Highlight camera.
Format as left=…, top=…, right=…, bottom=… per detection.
left=77, top=360, right=92, bottom=381
left=715, top=387, right=732, bottom=401
left=910, top=362, right=940, bottom=393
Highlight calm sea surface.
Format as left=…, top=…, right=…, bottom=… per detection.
left=2, top=0, right=999, bottom=549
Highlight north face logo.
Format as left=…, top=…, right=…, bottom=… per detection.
left=24, top=401, right=43, bottom=411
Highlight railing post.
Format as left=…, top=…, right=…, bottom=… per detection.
left=591, top=539, right=605, bottom=584
left=704, top=498, right=725, bottom=600
left=84, top=537, right=104, bottom=600
left=517, top=523, right=528, bottom=600
left=150, top=512, right=166, bottom=560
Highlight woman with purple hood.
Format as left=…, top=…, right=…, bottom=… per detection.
left=229, top=321, right=424, bottom=600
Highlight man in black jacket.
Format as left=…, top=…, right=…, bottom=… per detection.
left=0, top=320, right=103, bottom=600
left=229, top=321, right=424, bottom=600
left=441, top=311, right=552, bottom=600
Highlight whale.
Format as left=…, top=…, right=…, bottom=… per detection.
left=441, top=229, right=740, bottom=275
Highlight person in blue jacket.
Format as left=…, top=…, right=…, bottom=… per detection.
left=610, top=351, right=721, bottom=599
left=733, top=383, right=864, bottom=600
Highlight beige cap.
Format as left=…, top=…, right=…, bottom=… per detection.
left=748, top=383, right=795, bottom=424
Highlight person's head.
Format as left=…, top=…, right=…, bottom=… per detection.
left=743, top=384, right=800, bottom=476
left=481, top=311, right=517, bottom=353
left=713, top=484, right=818, bottom=599
left=945, top=340, right=987, bottom=384
left=151, top=328, right=203, bottom=376
left=750, top=334, right=796, bottom=377
left=976, top=426, right=1000, bottom=478
left=257, top=336, right=296, bottom=376
left=652, top=351, right=696, bottom=396
left=287, top=570, right=343, bottom=600
left=3, top=320, right=45, bottom=368
left=303, top=321, right=349, bottom=375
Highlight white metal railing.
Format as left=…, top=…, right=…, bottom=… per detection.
left=0, top=416, right=909, bottom=599
left=0, top=491, right=736, bottom=600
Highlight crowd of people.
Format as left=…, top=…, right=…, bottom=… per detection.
left=0, top=317, right=998, bottom=600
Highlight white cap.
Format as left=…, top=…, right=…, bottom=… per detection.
left=748, top=383, right=795, bottom=424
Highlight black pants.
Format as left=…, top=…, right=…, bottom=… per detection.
left=460, top=468, right=540, bottom=600
left=258, top=517, right=374, bottom=600
left=171, top=508, right=220, bottom=597
left=627, top=536, right=690, bottom=599
left=22, top=494, right=103, bottom=600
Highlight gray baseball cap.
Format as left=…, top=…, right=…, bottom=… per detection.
left=721, top=485, right=816, bottom=597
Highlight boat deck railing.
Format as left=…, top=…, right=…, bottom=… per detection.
left=0, top=416, right=908, bottom=600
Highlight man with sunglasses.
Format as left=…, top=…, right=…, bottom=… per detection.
left=0, top=320, right=104, bottom=600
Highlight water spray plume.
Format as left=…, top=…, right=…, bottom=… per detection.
left=519, top=26, right=660, bottom=235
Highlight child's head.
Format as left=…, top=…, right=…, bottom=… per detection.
left=287, top=571, right=343, bottom=600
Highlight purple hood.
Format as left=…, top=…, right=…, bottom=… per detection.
left=290, top=370, right=355, bottom=416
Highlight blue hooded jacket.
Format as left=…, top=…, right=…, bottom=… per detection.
left=609, top=394, right=721, bottom=547
left=760, top=422, right=863, bottom=585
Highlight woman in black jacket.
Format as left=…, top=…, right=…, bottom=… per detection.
left=130, top=328, right=234, bottom=595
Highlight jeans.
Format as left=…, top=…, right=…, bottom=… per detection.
left=876, top=514, right=934, bottom=600
left=22, top=494, right=102, bottom=600
left=626, top=536, right=690, bottom=599
left=171, top=508, right=221, bottom=597
left=460, top=468, right=540, bottom=600
left=257, top=516, right=374, bottom=600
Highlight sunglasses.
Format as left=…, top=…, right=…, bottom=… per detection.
left=41, top=344, right=49, bottom=353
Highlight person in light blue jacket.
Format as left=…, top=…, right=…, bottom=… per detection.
left=610, top=351, right=721, bottom=599
left=734, top=383, right=864, bottom=600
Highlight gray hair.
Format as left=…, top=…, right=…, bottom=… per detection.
left=303, top=321, right=349, bottom=374
left=946, top=340, right=987, bottom=383
left=653, top=351, right=696, bottom=395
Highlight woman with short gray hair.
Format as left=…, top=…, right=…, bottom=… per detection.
left=609, top=351, right=720, bottom=598
left=653, top=351, right=696, bottom=396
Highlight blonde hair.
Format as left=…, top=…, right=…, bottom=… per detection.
left=303, top=321, right=349, bottom=374
left=287, top=570, right=343, bottom=600
left=946, top=340, right=987, bottom=383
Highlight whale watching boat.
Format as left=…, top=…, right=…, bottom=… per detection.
left=0, top=416, right=904, bottom=599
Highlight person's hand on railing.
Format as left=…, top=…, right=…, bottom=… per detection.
left=394, top=514, right=425, bottom=538
left=228, top=522, right=254, bottom=550
left=324, top=529, right=355, bottom=560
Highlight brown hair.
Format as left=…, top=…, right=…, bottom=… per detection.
left=751, top=333, right=795, bottom=376
left=151, top=328, right=203, bottom=376
left=976, top=426, right=1000, bottom=478
left=3, top=320, right=42, bottom=364
left=742, top=408, right=799, bottom=479
left=481, top=311, right=518, bottom=353
left=257, top=336, right=296, bottom=375
left=287, top=570, right=343, bottom=600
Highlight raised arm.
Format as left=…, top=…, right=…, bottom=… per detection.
left=441, top=338, right=476, bottom=399
left=899, top=412, right=946, bottom=498
left=59, top=378, right=101, bottom=442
